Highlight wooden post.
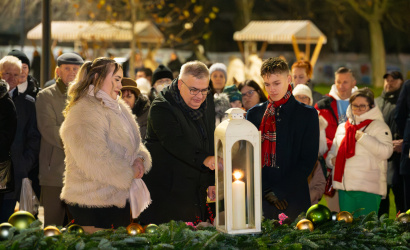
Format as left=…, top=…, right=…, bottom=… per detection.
left=291, top=35, right=301, bottom=61
left=310, top=36, right=325, bottom=69
left=259, top=42, right=268, bottom=59
left=237, top=41, right=245, bottom=62
left=305, top=22, right=311, bottom=61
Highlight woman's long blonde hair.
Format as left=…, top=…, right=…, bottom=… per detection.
left=64, top=57, right=122, bottom=116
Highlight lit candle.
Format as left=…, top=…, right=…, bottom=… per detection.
left=232, top=171, right=246, bottom=229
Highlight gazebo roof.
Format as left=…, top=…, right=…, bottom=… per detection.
left=27, top=21, right=164, bottom=44
left=233, top=20, right=327, bottom=44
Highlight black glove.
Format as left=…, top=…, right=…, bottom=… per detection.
left=264, top=191, right=288, bottom=210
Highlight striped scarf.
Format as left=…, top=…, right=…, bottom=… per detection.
left=259, top=84, right=292, bottom=168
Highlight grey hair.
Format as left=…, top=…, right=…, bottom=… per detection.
left=0, top=56, right=22, bottom=73
left=179, top=60, right=209, bottom=79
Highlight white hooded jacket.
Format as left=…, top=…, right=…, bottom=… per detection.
left=326, top=105, right=393, bottom=197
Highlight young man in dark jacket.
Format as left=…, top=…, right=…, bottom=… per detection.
left=246, top=57, right=319, bottom=221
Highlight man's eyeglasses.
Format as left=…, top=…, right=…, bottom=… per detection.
left=351, top=104, right=369, bottom=111
left=241, top=90, right=256, bottom=97
left=180, top=79, right=210, bottom=96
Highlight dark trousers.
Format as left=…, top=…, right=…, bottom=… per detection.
left=378, top=181, right=405, bottom=216
left=68, top=202, right=131, bottom=229
left=0, top=198, right=16, bottom=223
left=403, top=174, right=410, bottom=211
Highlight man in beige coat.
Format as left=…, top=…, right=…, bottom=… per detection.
left=35, top=53, right=83, bottom=226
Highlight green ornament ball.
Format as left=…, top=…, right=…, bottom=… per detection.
left=0, top=223, right=13, bottom=241
left=67, top=224, right=84, bottom=234
left=406, top=209, right=410, bottom=215
left=306, top=204, right=331, bottom=225
left=8, top=211, right=35, bottom=230
left=144, top=224, right=159, bottom=233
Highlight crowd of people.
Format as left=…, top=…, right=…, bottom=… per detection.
left=0, top=50, right=409, bottom=231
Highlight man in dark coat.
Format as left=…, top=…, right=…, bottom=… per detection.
left=0, top=56, right=40, bottom=222
left=247, top=57, right=319, bottom=221
left=140, top=61, right=216, bottom=225
left=8, top=50, right=40, bottom=99
left=395, top=79, right=410, bottom=211
left=0, top=79, right=17, bottom=207
left=376, top=71, right=404, bottom=216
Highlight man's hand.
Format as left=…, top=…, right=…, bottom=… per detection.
left=203, top=156, right=223, bottom=170
left=132, top=158, right=144, bottom=179
left=208, top=186, right=216, bottom=201
left=393, top=139, right=403, bottom=153
left=264, top=192, right=288, bottom=210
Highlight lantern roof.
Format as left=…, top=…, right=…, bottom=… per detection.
left=215, top=109, right=258, bottom=138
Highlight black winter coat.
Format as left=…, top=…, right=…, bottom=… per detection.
left=376, top=88, right=402, bottom=183
left=0, top=92, right=16, bottom=162
left=247, top=95, right=319, bottom=221
left=140, top=81, right=215, bottom=224
left=131, top=94, right=150, bottom=141
left=5, top=90, right=41, bottom=200
left=395, top=80, right=410, bottom=175
left=24, top=75, right=40, bottom=100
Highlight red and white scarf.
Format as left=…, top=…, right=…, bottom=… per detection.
left=334, top=119, right=373, bottom=182
left=259, top=84, right=292, bottom=168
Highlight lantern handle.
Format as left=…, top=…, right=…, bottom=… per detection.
left=225, top=108, right=246, bottom=120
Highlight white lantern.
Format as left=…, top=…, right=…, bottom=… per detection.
left=214, top=108, right=262, bottom=234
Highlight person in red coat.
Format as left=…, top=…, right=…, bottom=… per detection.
left=314, top=67, right=357, bottom=211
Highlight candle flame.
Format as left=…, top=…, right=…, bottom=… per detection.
left=233, top=171, right=243, bottom=180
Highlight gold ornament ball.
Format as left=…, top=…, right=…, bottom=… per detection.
left=296, top=219, right=314, bottom=232
left=0, top=223, right=13, bottom=241
left=8, top=211, right=35, bottom=230
left=397, top=213, right=410, bottom=224
left=337, top=211, right=353, bottom=223
left=406, top=209, right=410, bottom=215
left=44, top=226, right=61, bottom=237
left=126, top=223, right=144, bottom=235
left=144, top=224, right=159, bottom=234
left=67, top=224, right=84, bottom=234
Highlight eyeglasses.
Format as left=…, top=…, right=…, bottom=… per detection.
left=295, top=95, right=310, bottom=101
left=180, top=79, right=210, bottom=96
left=351, top=104, right=369, bottom=111
left=241, top=90, right=256, bottom=97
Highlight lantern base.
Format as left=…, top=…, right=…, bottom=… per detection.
left=216, top=225, right=262, bottom=235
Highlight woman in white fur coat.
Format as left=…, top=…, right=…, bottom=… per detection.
left=60, top=57, right=152, bottom=229
left=326, top=88, right=393, bottom=217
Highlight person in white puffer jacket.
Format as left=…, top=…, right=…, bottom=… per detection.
left=326, top=88, right=393, bottom=217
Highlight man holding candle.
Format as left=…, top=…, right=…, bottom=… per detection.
left=247, top=57, right=319, bottom=221
left=140, top=61, right=217, bottom=225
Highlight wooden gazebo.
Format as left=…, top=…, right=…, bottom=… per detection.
left=233, top=20, right=327, bottom=68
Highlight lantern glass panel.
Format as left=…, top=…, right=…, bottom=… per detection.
left=231, top=140, right=255, bottom=229
left=216, top=140, right=225, bottom=228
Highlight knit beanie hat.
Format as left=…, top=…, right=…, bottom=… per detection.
left=223, top=84, right=242, bottom=102
left=152, top=64, right=173, bottom=85
left=209, top=63, right=227, bottom=81
left=8, top=49, right=30, bottom=69
left=293, top=84, right=313, bottom=106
